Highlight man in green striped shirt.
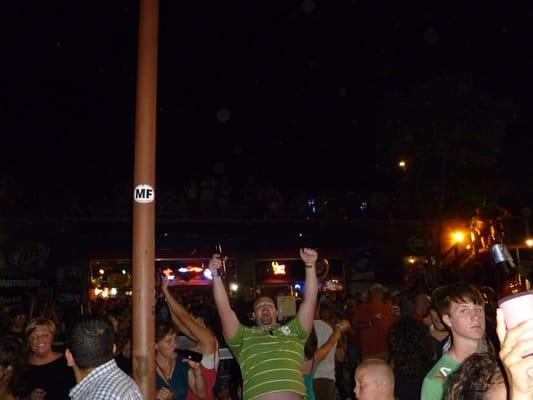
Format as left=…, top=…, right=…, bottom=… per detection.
left=208, top=249, right=319, bottom=400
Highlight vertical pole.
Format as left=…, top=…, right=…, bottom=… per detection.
left=132, top=0, right=159, bottom=398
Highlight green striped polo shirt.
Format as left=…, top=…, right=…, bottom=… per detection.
left=225, top=317, right=309, bottom=400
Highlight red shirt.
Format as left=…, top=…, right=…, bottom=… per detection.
left=355, top=302, right=394, bottom=357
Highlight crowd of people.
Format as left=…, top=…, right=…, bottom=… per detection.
left=1, top=249, right=533, bottom=399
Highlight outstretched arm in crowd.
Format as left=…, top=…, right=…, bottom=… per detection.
left=314, top=320, right=351, bottom=367
left=297, top=248, right=319, bottom=333
left=162, top=280, right=217, bottom=355
left=496, top=308, right=533, bottom=400
left=208, top=255, right=240, bottom=339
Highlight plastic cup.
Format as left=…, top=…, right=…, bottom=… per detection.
left=498, top=291, right=533, bottom=355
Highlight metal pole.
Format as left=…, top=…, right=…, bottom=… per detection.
left=132, top=0, right=159, bottom=398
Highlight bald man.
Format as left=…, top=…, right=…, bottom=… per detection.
left=353, top=359, right=395, bottom=400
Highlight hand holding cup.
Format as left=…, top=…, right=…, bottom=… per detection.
left=371, top=313, right=383, bottom=326
left=497, top=309, right=533, bottom=398
left=336, top=319, right=351, bottom=333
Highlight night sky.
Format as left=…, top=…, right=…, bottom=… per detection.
left=3, top=1, right=533, bottom=211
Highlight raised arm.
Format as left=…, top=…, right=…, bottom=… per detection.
left=313, top=320, right=350, bottom=365
left=209, top=255, right=240, bottom=339
left=297, top=248, right=319, bottom=333
left=162, top=280, right=217, bottom=355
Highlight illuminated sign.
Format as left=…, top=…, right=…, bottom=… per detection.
left=324, top=280, right=344, bottom=292
left=272, top=261, right=286, bottom=275
left=187, top=266, right=203, bottom=273
left=94, top=287, right=110, bottom=298
left=162, top=267, right=175, bottom=280
left=177, top=266, right=203, bottom=273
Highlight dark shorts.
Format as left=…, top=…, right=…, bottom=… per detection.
left=313, top=378, right=336, bottom=400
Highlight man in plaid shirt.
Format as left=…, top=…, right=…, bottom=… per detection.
left=65, top=317, right=142, bottom=400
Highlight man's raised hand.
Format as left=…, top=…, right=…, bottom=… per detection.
left=300, top=248, right=318, bottom=267
left=208, top=254, right=226, bottom=274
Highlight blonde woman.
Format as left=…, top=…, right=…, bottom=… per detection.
left=24, top=318, right=75, bottom=399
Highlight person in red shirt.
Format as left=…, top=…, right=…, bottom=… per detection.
left=355, top=283, right=394, bottom=361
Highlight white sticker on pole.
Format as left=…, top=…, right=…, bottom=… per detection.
left=134, top=184, right=155, bottom=203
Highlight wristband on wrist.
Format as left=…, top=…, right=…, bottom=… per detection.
left=305, top=264, right=315, bottom=268
left=211, top=270, right=219, bottom=278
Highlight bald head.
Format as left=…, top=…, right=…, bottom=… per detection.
left=354, top=359, right=395, bottom=400
left=358, top=359, right=394, bottom=384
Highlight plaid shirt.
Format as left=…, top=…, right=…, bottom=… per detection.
left=69, top=359, right=143, bottom=400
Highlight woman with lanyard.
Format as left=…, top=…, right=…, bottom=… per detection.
left=162, top=279, right=219, bottom=400
left=155, top=321, right=207, bottom=400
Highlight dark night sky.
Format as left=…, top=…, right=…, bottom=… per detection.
left=3, top=1, right=533, bottom=205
